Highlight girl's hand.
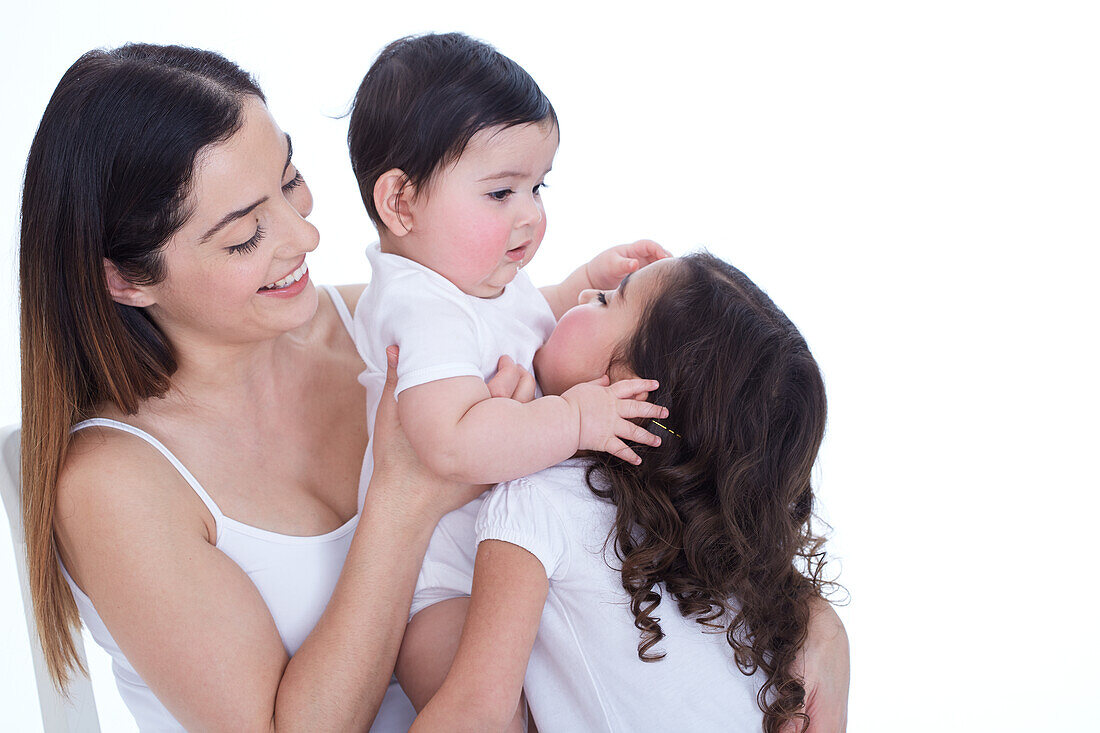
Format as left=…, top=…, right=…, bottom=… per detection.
left=487, top=355, right=537, bottom=403
left=561, top=377, right=668, bottom=464
left=372, top=346, right=487, bottom=518
left=584, top=239, right=671, bottom=290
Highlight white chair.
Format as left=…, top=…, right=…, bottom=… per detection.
left=1, top=424, right=101, bottom=732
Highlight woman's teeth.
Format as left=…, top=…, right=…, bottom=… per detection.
left=260, top=262, right=307, bottom=291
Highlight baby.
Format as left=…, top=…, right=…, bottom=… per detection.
left=347, top=32, right=668, bottom=722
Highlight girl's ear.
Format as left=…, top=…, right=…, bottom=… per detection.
left=374, top=169, right=414, bottom=236
left=103, top=259, right=156, bottom=307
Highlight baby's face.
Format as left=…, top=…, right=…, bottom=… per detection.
left=534, top=258, right=679, bottom=395
left=405, top=121, right=558, bottom=298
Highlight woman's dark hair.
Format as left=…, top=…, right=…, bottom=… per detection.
left=348, top=32, right=557, bottom=227
left=19, top=43, right=263, bottom=689
left=587, top=252, right=833, bottom=733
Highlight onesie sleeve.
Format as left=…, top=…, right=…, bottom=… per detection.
left=382, top=282, right=485, bottom=396
left=475, top=477, right=571, bottom=580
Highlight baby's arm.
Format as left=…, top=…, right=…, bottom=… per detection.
left=540, top=239, right=671, bottom=319
left=409, top=540, right=548, bottom=732
left=398, top=374, right=667, bottom=485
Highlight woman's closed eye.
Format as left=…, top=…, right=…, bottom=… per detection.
left=282, top=170, right=305, bottom=192
left=596, top=291, right=608, bottom=305
left=227, top=224, right=265, bottom=255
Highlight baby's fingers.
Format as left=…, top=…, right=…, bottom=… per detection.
left=603, top=437, right=643, bottom=466
left=619, top=419, right=662, bottom=448
left=609, top=378, right=660, bottom=399
left=617, top=399, right=669, bottom=422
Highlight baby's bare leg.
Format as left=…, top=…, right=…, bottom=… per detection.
left=396, top=598, right=469, bottom=709
left=396, top=597, right=527, bottom=731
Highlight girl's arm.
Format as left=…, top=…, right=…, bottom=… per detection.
left=540, top=239, right=670, bottom=319
left=785, top=600, right=850, bottom=733
left=398, top=374, right=667, bottom=485
left=409, top=539, right=548, bottom=732
left=55, top=349, right=482, bottom=732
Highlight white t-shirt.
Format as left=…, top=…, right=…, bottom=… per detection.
left=476, top=459, right=768, bottom=733
left=353, top=243, right=556, bottom=615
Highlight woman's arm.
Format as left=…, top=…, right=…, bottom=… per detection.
left=56, top=349, right=481, bottom=732
left=409, top=539, right=548, bottom=732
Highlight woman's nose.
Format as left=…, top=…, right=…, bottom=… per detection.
left=275, top=200, right=320, bottom=257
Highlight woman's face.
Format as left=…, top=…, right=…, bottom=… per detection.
left=534, top=257, right=678, bottom=395
left=142, top=97, right=320, bottom=346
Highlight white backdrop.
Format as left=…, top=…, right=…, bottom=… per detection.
left=2, top=2, right=1098, bottom=731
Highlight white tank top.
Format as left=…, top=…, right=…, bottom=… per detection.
left=61, top=285, right=416, bottom=732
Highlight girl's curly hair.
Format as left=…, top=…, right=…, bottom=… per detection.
left=586, top=252, right=832, bottom=732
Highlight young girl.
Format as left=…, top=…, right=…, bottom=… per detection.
left=346, top=33, right=670, bottom=718
left=411, top=253, right=848, bottom=732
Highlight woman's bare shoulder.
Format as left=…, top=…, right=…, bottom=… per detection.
left=57, top=425, right=214, bottom=582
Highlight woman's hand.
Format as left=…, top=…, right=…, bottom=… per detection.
left=371, top=346, right=487, bottom=519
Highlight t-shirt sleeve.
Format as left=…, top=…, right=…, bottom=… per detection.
left=475, top=477, right=571, bottom=580
left=381, top=282, right=485, bottom=396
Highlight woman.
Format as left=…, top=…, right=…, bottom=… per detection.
left=18, top=43, right=526, bottom=730
left=20, top=42, right=847, bottom=731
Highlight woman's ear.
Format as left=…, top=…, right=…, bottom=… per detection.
left=103, top=259, right=155, bottom=307
left=373, top=169, right=414, bottom=236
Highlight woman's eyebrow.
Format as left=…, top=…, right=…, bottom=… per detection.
left=283, top=133, right=293, bottom=175
left=199, top=198, right=267, bottom=243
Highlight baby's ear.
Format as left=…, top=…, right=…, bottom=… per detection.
left=103, top=259, right=156, bottom=307
left=374, top=169, right=414, bottom=236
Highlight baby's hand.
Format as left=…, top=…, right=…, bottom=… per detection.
left=487, top=355, right=537, bottom=403
left=561, top=377, right=668, bottom=464
left=585, top=239, right=671, bottom=290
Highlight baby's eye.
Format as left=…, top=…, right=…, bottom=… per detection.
left=533, top=182, right=547, bottom=196
left=488, top=189, right=514, bottom=202
left=596, top=291, right=608, bottom=305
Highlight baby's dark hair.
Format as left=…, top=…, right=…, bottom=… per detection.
left=587, top=252, right=832, bottom=733
left=348, top=32, right=557, bottom=228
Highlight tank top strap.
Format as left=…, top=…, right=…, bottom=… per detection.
left=319, top=284, right=355, bottom=338
left=70, top=418, right=225, bottom=524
